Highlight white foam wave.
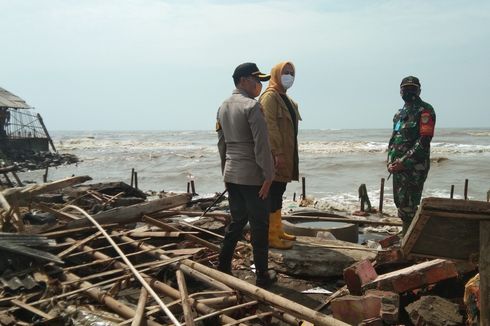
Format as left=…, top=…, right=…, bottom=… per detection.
left=299, top=140, right=490, bottom=155
left=299, top=141, right=387, bottom=154
left=431, top=142, right=490, bottom=154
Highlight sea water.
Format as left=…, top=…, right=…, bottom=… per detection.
left=18, top=128, right=490, bottom=216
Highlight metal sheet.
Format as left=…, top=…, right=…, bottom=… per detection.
left=0, top=87, right=31, bottom=109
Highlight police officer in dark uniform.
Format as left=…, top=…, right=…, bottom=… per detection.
left=388, top=76, right=436, bottom=235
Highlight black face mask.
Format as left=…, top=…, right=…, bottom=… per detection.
left=401, top=91, right=418, bottom=102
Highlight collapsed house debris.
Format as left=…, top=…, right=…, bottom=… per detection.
left=0, top=174, right=487, bottom=325
left=0, top=87, right=78, bottom=174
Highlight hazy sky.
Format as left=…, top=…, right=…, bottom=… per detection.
left=1, top=0, right=489, bottom=130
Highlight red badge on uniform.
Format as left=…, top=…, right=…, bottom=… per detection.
left=419, top=110, right=434, bottom=136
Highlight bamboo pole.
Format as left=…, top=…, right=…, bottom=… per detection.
left=116, top=233, right=338, bottom=326
left=176, top=270, right=195, bottom=326
left=63, top=271, right=164, bottom=326
left=57, top=231, right=102, bottom=258
left=223, top=312, right=273, bottom=326
left=143, top=215, right=220, bottom=252
left=193, top=300, right=258, bottom=324
left=65, top=205, right=182, bottom=326
left=11, top=299, right=54, bottom=319
left=131, top=287, right=148, bottom=326
left=69, top=233, right=243, bottom=325
left=113, top=233, right=245, bottom=325
left=183, top=261, right=350, bottom=326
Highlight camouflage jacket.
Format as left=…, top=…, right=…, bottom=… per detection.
left=388, top=98, right=436, bottom=170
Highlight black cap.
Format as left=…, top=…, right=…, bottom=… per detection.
left=232, top=62, right=270, bottom=81
left=400, top=76, right=421, bottom=88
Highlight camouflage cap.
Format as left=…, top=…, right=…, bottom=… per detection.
left=400, top=76, right=421, bottom=88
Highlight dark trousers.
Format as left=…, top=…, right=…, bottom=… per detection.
left=270, top=181, right=287, bottom=213
left=393, top=170, right=427, bottom=222
left=218, top=183, right=270, bottom=274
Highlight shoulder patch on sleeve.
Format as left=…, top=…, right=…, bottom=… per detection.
left=215, top=121, right=221, bottom=132
left=419, top=110, right=434, bottom=136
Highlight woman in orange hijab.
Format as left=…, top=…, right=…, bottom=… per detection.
left=259, top=61, right=301, bottom=250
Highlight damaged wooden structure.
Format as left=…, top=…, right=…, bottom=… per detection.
left=0, top=87, right=55, bottom=153
left=0, top=176, right=349, bottom=325
left=402, top=197, right=490, bottom=325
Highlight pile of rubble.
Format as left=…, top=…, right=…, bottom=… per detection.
left=0, top=148, right=79, bottom=171
left=0, top=175, right=486, bottom=325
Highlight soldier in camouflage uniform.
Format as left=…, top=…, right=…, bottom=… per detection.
left=388, top=76, right=436, bottom=235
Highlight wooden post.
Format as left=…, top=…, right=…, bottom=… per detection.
left=293, top=192, right=296, bottom=202
left=487, top=190, right=490, bottom=203
left=37, top=113, right=57, bottom=152
left=187, top=182, right=190, bottom=193
left=190, top=180, right=196, bottom=196
left=379, top=178, right=385, bottom=213
left=134, top=172, right=138, bottom=190
left=302, top=176, right=306, bottom=199
left=464, top=179, right=469, bottom=200
left=130, top=168, right=135, bottom=187
left=450, top=185, right=454, bottom=199
left=43, top=166, right=49, bottom=183
left=2, top=173, right=13, bottom=187
left=479, top=220, right=490, bottom=325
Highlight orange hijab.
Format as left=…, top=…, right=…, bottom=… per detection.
left=266, top=61, right=295, bottom=95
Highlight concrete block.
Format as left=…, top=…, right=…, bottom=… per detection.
left=405, top=295, right=462, bottom=325
left=364, top=259, right=458, bottom=293
left=343, top=259, right=378, bottom=295
left=331, top=290, right=397, bottom=325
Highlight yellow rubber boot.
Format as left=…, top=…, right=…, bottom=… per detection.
left=276, top=211, right=296, bottom=241
left=269, top=212, right=293, bottom=250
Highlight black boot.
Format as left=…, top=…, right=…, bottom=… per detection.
left=256, top=270, right=277, bottom=289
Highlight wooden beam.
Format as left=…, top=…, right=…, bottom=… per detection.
left=2, top=176, right=92, bottom=206
left=63, top=193, right=191, bottom=229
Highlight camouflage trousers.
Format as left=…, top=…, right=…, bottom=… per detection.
left=393, top=169, right=428, bottom=223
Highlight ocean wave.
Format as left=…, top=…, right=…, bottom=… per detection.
left=299, top=141, right=387, bottom=154
left=56, top=136, right=490, bottom=156
left=299, top=141, right=490, bottom=155
left=466, top=131, right=490, bottom=137
left=431, top=142, right=490, bottom=154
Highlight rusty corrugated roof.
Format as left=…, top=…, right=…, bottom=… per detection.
left=0, top=87, right=32, bottom=109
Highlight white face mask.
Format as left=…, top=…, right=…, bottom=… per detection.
left=281, top=74, right=295, bottom=89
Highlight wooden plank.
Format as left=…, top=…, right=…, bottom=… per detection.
left=129, top=231, right=198, bottom=238
left=421, top=197, right=490, bottom=215
left=63, top=194, right=191, bottom=229
left=402, top=197, right=490, bottom=261
left=421, top=209, right=490, bottom=221
left=480, top=220, right=490, bottom=325
left=2, top=176, right=92, bottom=206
